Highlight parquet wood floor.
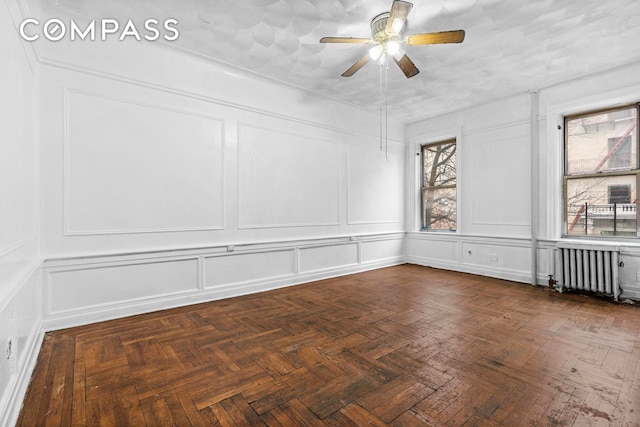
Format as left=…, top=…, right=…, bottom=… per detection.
left=17, top=265, right=640, bottom=426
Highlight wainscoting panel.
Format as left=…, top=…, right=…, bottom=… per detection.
left=204, top=250, right=296, bottom=289
left=64, top=89, right=224, bottom=235
left=237, top=123, right=341, bottom=229
left=0, top=263, right=42, bottom=427
left=42, top=233, right=405, bottom=331
left=47, top=258, right=199, bottom=314
left=406, top=233, right=532, bottom=284
left=299, top=243, right=359, bottom=273
left=361, top=238, right=405, bottom=264
left=405, top=235, right=460, bottom=264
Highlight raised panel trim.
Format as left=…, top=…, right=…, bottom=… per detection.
left=407, top=254, right=532, bottom=284
left=346, top=143, right=404, bottom=225
left=62, top=88, right=225, bottom=235
left=236, top=121, right=342, bottom=229
left=45, top=257, right=201, bottom=316
left=203, top=248, right=296, bottom=289
left=39, top=56, right=404, bottom=148
left=39, top=233, right=406, bottom=331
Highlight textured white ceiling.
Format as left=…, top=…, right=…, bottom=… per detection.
left=47, top=0, right=640, bottom=123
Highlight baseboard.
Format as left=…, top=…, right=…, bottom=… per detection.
left=0, top=323, right=44, bottom=427
left=43, top=256, right=406, bottom=332
left=406, top=255, right=532, bottom=284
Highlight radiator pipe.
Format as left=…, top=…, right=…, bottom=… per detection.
left=530, top=90, right=539, bottom=286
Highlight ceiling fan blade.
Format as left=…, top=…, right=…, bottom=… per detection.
left=320, top=37, right=372, bottom=44
left=406, top=30, right=465, bottom=45
left=393, top=53, right=419, bottom=78
left=386, top=0, right=413, bottom=35
left=341, top=54, right=371, bottom=77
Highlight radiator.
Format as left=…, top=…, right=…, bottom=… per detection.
left=554, top=244, right=620, bottom=301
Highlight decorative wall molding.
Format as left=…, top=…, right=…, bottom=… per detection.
left=466, top=122, right=530, bottom=228
left=2, top=0, right=38, bottom=73
left=62, top=87, right=226, bottom=235
left=543, top=83, right=640, bottom=240
left=41, top=233, right=406, bottom=331
left=346, top=143, right=404, bottom=225
left=236, top=121, right=342, bottom=229
left=406, top=232, right=535, bottom=284
left=407, top=255, right=532, bottom=284
left=0, top=263, right=42, bottom=427
left=39, top=57, right=404, bottom=148
left=462, top=118, right=530, bottom=137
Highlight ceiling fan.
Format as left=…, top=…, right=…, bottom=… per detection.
left=320, top=0, right=465, bottom=78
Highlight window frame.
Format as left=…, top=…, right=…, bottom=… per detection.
left=420, top=138, right=457, bottom=232
left=562, top=103, right=640, bottom=239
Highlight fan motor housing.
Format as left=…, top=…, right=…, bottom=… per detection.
left=370, top=12, right=390, bottom=41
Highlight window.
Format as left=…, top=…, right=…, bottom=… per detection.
left=564, top=104, right=639, bottom=237
left=421, top=139, right=456, bottom=231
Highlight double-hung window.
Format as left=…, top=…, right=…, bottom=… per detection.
left=564, top=104, right=639, bottom=237
left=421, top=139, right=457, bottom=231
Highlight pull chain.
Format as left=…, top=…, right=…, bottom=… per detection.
left=384, top=61, right=389, bottom=162
left=379, top=61, right=384, bottom=152
left=379, top=57, right=390, bottom=162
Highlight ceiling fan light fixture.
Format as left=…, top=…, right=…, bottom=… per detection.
left=320, top=0, right=465, bottom=79
left=391, top=17, right=404, bottom=33
left=369, top=44, right=384, bottom=60
left=386, top=40, right=400, bottom=56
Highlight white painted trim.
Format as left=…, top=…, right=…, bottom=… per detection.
left=0, top=235, right=36, bottom=259
left=42, top=256, right=405, bottom=332
left=406, top=255, right=531, bottom=284
left=43, top=232, right=406, bottom=265
left=235, top=121, right=343, bottom=230
left=0, top=262, right=42, bottom=427
left=620, top=289, right=640, bottom=301
left=39, top=57, right=405, bottom=146
left=1, top=328, right=44, bottom=427
left=409, top=126, right=463, bottom=233
left=2, top=0, right=38, bottom=73
left=462, top=119, right=531, bottom=137
left=345, top=142, right=405, bottom=226
left=545, top=84, right=640, bottom=240
left=530, top=90, right=540, bottom=286
left=62, top=87, right=226, bottom=236
left=40, top=233, right=405, bottom=327
left=0, top=260, right=41, bottom=316
left=406, top=232, right=531, bottom=248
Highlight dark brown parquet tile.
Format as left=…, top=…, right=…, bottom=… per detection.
left=17, top=264, right=640, bottom=426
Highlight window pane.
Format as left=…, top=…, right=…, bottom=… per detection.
left=423, top=142, right=456, bottom=187
left=422, top=187, right=457, bottom=231
left=566, top=176, right=637, bottom=236
left=566, top=106, right=637, bottom=175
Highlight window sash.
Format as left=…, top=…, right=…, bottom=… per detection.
left=421, top=139, right=457, bottom=232
left=563, top=104, right=640, bottom=238
left=563, top=171, right=640, bottom=238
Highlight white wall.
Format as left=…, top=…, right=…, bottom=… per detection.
left=0, top=0, right=43, bottom=425
left=2, top=3, right=408, bottom=424
left=31, top=7, right=407, bottom=329
left=406, top=60, right=640, bottom=300
left=406, top=94, right=534, bottom=282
